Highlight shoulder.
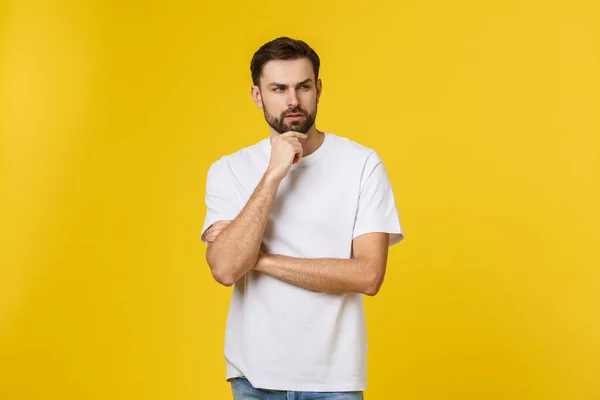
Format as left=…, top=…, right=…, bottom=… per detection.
left=207, top=137, right=269, bottom=177
left=325, top=132, right=381, bottom=165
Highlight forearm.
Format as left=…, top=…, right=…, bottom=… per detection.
left=207, top=173, right=281, bottom=286
left=254, top=252, right=383, bottom=296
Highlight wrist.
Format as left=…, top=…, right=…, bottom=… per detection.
left=264, top=169, right=283, bottom=185
left=254, top=250, right=270, bottom=272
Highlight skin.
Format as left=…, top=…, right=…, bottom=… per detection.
left=205, top=57, right=390, bottom=296
left=251, top=58, right=324, bottom=158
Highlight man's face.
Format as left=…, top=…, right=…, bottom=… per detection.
left=254, top=58, right=321, bottom=134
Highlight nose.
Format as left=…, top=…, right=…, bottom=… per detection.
left=286, top=89, right=299, bottom=107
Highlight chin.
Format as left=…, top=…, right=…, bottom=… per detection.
left=284, top=125, right=308, bottom=134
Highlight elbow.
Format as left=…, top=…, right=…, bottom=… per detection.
left=363, top=283, right=382, bottom=297
left=208, top=259, right=251, bottom=287
left=206, top=247, right=235, bottom=287
left=207, top=257, right=236, bottom=287
left=212, top=269, right=236, bottom=287
left=210, top=261, right=239, bottom=287
left=206, top=246, right=256, bottom=287
left=362, top=270, right=385, bottom=297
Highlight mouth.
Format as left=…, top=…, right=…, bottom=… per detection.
left=285, top=113, right=305, bottom=120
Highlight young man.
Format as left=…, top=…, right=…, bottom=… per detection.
left=201, top=37, right=404, bottom=399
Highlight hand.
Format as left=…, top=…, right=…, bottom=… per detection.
left=205, top=220, right=232, bottom=243
left=266, top=131, right=306, bottom=181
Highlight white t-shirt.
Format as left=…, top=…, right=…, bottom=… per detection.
left=201, top=132, right=403, bottom=392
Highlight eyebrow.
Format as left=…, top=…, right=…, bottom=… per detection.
left=268, top=79, right=314, bottom=88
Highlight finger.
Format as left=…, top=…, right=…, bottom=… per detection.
left=212, top=221, right=232, bottom=229
left=281, top=136, right=300, bottom=145
left=281, top=131, right=307, bottom=140
left=292, top=146, right=303, bottom=164
left=211, top=228, right=225, bottom=237
left=206, top=221, right=231, bottom=242
left=282, top=140, right=302, bottom=156
left=207, top=229, right=223, bottom=239
left=214, top=220, right=232, bottom=226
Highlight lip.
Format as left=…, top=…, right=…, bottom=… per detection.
left=285, top=114, right=304, bottom=118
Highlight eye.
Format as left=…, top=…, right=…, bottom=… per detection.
left=273, top=87, right=284, bottom=92
left=300, top=85, right=310, bottom=89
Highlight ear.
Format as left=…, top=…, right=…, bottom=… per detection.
left=251, top=85, right=263, bottom=109
left=316, top=79, right=322, bottom=104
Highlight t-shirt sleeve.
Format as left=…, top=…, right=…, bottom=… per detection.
left=352, top=152, right=404, bottom=246
left=200, top=159, right=242, bottom=244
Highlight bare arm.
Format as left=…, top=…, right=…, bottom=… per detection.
left=254, top=232, right=390, bottom=296
left=205, top=132, right=306, bottom=286
left=206, top=173, right=281, bottom=286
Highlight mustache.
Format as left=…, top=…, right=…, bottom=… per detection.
left=281, top=107, right=307, bottom=118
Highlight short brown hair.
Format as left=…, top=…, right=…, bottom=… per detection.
left=250, top=37, right=320, bottom=86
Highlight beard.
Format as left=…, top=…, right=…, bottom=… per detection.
left=263, top=104, right=317, bottom=134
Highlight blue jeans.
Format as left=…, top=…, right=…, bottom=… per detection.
left=231, top=377, right=364, bottom=399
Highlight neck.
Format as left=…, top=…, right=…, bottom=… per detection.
left=269, top=125, right=324, bottom=157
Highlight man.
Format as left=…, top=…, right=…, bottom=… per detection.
left=201, top=37, right=404, bottom=399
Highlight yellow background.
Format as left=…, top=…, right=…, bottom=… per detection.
left=2, top=0, right=599, bottom=399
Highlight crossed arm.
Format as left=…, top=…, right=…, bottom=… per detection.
left=255, top=233, right=388, bottom=296
left=205, top=220, right=389, bottom=296
left=204, top=170, right=390, bottom=296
